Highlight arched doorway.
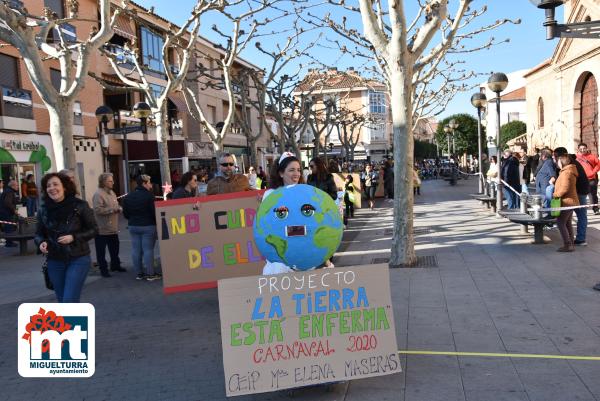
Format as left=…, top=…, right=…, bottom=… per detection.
left=580, top=73, right=598, bottom=154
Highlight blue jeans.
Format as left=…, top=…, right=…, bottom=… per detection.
left=129, top=225, right=156, bottom=276
left=521, top=184, right=530, bottom=195
left=26, top=197, right=37, bottom=217
left=47, top=255, right=91, bottom=302
left=544, top=184, right=555, bottom=208
left=503, top=187, right=519, bottom=209
left=575, top=195, right=587, bottom=242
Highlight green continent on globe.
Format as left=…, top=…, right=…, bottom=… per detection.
left=266, top=234, right=288, bottom=262
left=311, top=191, right=337, bottom=224
left=256, top=192, right=283, bottom=236
left=313, top=226, right=341, bottom=259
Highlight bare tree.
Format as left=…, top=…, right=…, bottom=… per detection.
left=338, top=110, right=376, bottom=161
left=182, top=0, right=279, bottom=159
left=90, top=0, right=223, bottom=187
left=318, top=0, right=517, bottom=265
left=0, top=0, right=122, bottom=171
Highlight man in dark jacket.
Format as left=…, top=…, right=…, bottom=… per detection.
left=500, top=150, right=520, bottom=209
left=535, top=148, right=557, bottom=208
left=0, top=180, right=20, bottom=247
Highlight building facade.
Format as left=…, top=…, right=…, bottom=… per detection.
left=294, top=68, right=392, bottom=165
left=525, top=0, right=600, bottom=155
left=0, top=0, right=268, bottom=201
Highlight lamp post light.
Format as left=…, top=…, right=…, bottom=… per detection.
left=487, top=72, right=509, bottom=212
left=448, top=118, right=459, bottom=157
left=530, top=0, right=600, bottom=40
left=471, top=92, right=487, bottom=194
left=443, top=125, right=451, bottom=158
left=95, top=101, right=151, bottom=193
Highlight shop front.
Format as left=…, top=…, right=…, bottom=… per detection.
left=126, top=139, right=185, bottom=194
left=0, top=133, right=54, bottom=201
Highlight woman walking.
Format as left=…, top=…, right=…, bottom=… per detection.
left=123, top=175, right=160, bottom=280
left=553, top=154, right=579, bottom=252
left=361, top=164, right=378, bottom=210
left=306, top=157, right=337, bottom=200
left=35, top=172, right=98, bottom=302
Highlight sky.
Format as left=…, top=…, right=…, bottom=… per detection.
left=136, top=0, right=562, bottom=120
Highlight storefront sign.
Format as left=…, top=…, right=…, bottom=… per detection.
left=156, top=190, right=264, bottom=293
left=1, top=140, right=40, bottom=151
left=218, top=264, right=401, bottom=396
left=186, top=141, right=214, bottom=158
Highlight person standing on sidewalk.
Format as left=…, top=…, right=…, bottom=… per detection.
left=25, top=174, right=38, bottom=217
left=553, top=152, right=579, bottom=252
left=0, top=180, right=19, bottom=247
left=122, top=175, right=160, bottom=281
left=207, top=153, right=250, bottom=195
left=500, top=150, right=521, bottom=209
left=361, top=164, right=378, bottom=210
left=576, top=143, right=600, bottom=215
left=92, top=173, right=125, bottom=278
left=555, top=148, right=590, bottom=246
left=172, top=172, right=198, bottom=199
left=306, top=157, right=337, bottom=201
left=535, top=149, right=557, bottom=209
left=36, top=173, right=98, bottom=302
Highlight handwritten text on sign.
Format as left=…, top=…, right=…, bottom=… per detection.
left=156, top=191, right=264, bottom=293
left=218, top=264, right=401, bottom=396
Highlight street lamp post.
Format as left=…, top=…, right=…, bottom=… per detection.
left=471, top=92, right=487, bottom=194
left=487, top=72, right=509, bottom=212
left=443, top=125, right=451, bottom=158
left=530, top=0, right=600, bottom=40
left=95, top=101, right=151, bottom=193
left=448, top=118, right=459, bottom=160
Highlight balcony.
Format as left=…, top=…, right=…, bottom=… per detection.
left=0, top=86, right=33, bottom=119
left=50, top=23, right=77, bottom=44
left=104, top=44, right=137, bottom=66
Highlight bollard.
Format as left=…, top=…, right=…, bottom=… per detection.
left=530, top=195, right=543, bottom=220
left=520, top=193, right=528, bottom=214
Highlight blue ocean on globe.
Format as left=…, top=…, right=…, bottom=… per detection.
left=253, top=184, right=344, bottom=270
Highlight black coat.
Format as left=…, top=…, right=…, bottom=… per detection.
left=35, top=197, right=98, bottom=261
left=501, top=156, right=520, bottom=190
left=573, top=160, right=590, bottom=195
left=123, top=186, right=156, bottom=226
left=0, top=186, right=19, bottom=218
left=306, top=173, right=337, bottom=200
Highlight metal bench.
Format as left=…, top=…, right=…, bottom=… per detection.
left=0, top=217, right=37, bottom=256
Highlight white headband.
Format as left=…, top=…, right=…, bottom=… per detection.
left=279, top=151, right=295, bottom=164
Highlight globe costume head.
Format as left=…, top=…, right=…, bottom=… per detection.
left=254, top=153, right=343, bottom=271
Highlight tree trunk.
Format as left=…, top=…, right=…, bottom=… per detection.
left=155, top=105, right=171, bottom=187
left=248, top=138, right=257, bottom=168
left=389, top=67, right=416, bottom=267
left=47, top=98, right=75, bottom=171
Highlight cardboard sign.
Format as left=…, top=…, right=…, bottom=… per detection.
left=156, top=191, right=264, bottom=294
left=218, top=264, right=401, bottom=396
left=333, top=173, right=362, bottom=208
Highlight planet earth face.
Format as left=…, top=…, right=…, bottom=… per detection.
left=253, top=184, right=344, bottom=271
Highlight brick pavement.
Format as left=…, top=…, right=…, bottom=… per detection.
left=1, top=178, right=599, bottom=401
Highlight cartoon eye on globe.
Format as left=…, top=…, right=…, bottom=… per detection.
left=301, top=204, right=315, bottom=217
left=254, top=184, right=344, bottom=270
left=274, top=206, right=289, bottom=219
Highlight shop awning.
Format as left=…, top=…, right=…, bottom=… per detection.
left=113, top=14, right=137, bottom=41
left=168, top=92, right=188, bottom=113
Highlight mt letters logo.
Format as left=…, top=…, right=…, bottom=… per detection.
left=18, top=303, right=95, bottom=377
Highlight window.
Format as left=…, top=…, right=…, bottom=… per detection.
left=369, top=91, right=386, bottom=114
left=149, top=84, right=164, bottom=100
left=140, top=27, right=165, bottom=73
left=537, top=97, right=544, bottom=128
left=50, top=68, right=62, bottom=91
left=0, top=54, right=19, bottom=88
left=44, top=0, right=64, bottom=18
left=73, top=101, right=82, bottom=125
